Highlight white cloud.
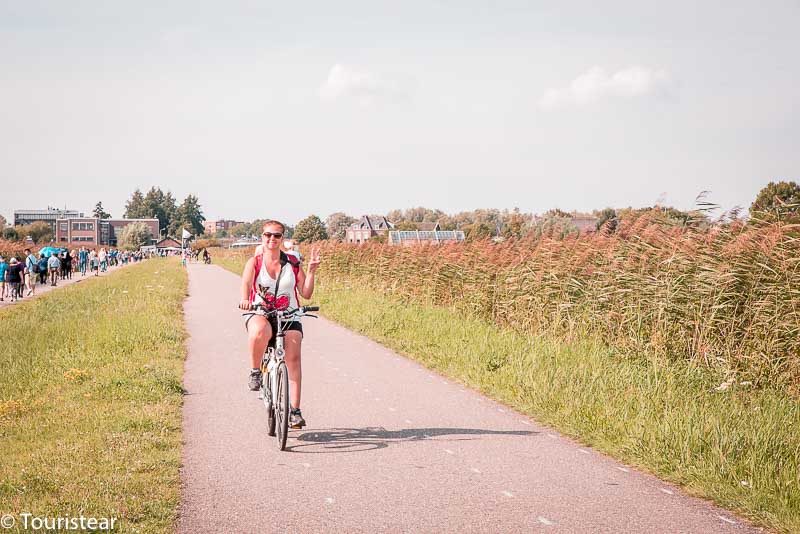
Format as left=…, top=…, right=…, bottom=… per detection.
left=539, top=66, right=672, bottom=111
left=319, top=64, right=406, bottom=104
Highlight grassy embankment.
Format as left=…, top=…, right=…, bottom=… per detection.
left=0, top=259, right=187, bottom=533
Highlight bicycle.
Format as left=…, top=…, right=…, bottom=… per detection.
left=244, top=303, right=319, bottom=450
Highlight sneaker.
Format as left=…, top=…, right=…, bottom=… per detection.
left=248, top=370, right=262, bottom=391
left=289, top=408, right=306, bottom=429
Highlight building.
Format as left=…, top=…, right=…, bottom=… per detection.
left=345, top=215, right=395, bottom=244
left=54, top=218, right=159, bottom=246
left=417, top=222, right=441, bottom=232
left=388, top=230, right=465, bottom=245
left=14, top=207, right=84, bottom=232
left=203, top=219, right=245, bottom=235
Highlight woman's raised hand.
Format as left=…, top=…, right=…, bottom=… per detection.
left=308, top=247, right=321, bottom=273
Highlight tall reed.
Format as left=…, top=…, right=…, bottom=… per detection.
left=304, top=217, right=800, bottom=391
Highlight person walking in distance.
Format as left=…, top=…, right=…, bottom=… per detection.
left=89, top=249, right=99, bottom=276
left=78, top=246, right=88, bottom=276
left=98, top=248, right=108, bottom=272
left=47, top=252, right=60, bottom=286
left=24, top=248, right=37, bottom=296
left=0, top=256, right=7, bottom=301
left=7, top=257, right=25, bottom=301
left=37, top=254, right=47, bottom=285
left=239, top=220, right=321, bottom=429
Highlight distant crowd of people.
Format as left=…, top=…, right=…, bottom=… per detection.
left=0, top=246, right=150, bottom=303
left=181, top=247, right=211, bottom=267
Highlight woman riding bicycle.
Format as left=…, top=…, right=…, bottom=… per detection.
left=239, top=220, right=321, bottom=429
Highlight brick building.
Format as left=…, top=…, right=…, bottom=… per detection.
left=345, top=216, right=395, bottom=244
left=55, top=218, right=159, bottom=246
left=203, top=219, right=245, bottom=235
left=14, top=207, right=84, bottom=232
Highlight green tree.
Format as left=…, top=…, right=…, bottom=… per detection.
left=227, top=224, right=249, bottom=238
left=93, top=201, right=111, bottom=219
left=502, top=207, right=526, bottom=238
left=169, top=195, right=205, bottom=237
left=464, top=222, right=494, bottom=241
left=531, top=216, right=579, bottom=240
left=293, top=215, right=328, bottom=242
left=124, top=189, right=147, bottom=218
left=2, top=227, right=19, bottom=241
left=395, top=220, right=419, bottom=231
left=325, top=212, right=357, bottom=240
left=595, top=208, right=618, bottom=233
left=142, top=187, right=177, bottom=236
left=118, top=222, right=153, bottom=250
left=750, top=180, right=800, bottom=222
left=13, top=222, right=53, bottom=243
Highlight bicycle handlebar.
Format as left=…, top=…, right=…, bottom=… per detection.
left=244, top=304, right=319, bottom=317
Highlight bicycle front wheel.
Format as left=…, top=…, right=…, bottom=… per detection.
left=263, top=370, right=275, bottom=437
left=275, top=361, right=290, bottom=451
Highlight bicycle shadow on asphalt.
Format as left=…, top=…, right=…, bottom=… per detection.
left=285, top=427, right=537, bottom=454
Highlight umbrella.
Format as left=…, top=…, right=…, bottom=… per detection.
left=38, top=246, right=66, bottom=256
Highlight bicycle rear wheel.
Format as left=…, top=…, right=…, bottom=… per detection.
left=275, top=361, right=290, bottom=451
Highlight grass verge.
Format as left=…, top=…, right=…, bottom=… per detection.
left=216, top=257, right=800, bottom=533
left=0, top=259, right=187, bottom=533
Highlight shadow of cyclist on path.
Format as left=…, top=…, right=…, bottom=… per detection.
left=286, top=427, right=537, bottom=454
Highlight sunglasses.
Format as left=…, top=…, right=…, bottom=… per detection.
left=262, top=231, right=283, bottom=239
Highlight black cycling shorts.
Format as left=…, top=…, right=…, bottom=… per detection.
left=244, top=313, right=303, bottom=346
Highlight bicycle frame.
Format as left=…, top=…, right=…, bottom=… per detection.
left=243, top=304, right=318, bottom=449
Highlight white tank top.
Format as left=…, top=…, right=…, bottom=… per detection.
left=253, top=259, right=300, bottom=318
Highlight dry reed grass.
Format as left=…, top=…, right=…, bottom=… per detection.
left=294, top=216, right=800, bottom=391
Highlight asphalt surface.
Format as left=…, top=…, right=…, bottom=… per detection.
left=179, top=263, right=762, bottom=534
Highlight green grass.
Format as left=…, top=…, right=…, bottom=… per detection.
left=0, top=259, right=187, bottom=533
left=218, top=258, right=800, bottom=533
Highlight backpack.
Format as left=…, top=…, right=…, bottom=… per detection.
left=250, top=251, right=301, bottom=305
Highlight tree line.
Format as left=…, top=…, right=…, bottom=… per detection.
left=2, top=181, right=796, bottom=245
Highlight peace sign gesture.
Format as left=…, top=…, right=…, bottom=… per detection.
left=307, top=247, right=322, bottom=273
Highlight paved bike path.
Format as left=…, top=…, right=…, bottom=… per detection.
left=179, top=264, right=760, bottom=533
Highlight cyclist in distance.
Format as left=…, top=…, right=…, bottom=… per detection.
left=239, top=220, right=321, bottom=429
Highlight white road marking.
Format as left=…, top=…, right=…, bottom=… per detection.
left=442, top=380, right=448, bottom=384
left=405, top=419, right=413, bottom=424
left=502, top=491, right=514, bottom=497
left=325, top=497, right=335, bottom=504
left=616, top=467, right=629, bottom=473
left=301, top=463, right=310, bottom=468
left=717, top=515, right=736, bottom=525
left=660, top=488, right=674, bottom=495
left=470, top=468, right=481, bottom=473
left=537, top=517, right=554, bottom=526
left=547, top=433, right=557, bottom=439
left=578, top=449, right=590, bottom=455
left=497, top=408, right=506, bottom=413
left=444, top=449, right=454, bottom=455
left=520, top=421, right=531, bottom=426
left=375, top=398, right=381, bottom=401
left=389, top=407, right=396, bottom=412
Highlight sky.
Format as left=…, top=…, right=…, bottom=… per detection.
left=1, top=1, right=798, bottom=225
